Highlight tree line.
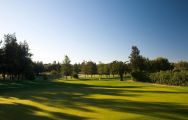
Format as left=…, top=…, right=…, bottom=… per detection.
left=42, top=46, right=188, bottom=85
left=1, top=34, right=188, bottom=86
left=30, top=42, right=188, bottom=85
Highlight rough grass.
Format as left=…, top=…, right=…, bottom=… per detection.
left=0, top=78, right=188, bottom=120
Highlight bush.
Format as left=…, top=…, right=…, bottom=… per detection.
left=51, top=70, right=59, bottom=75
left=23, top=70, right=35, bottom=80
left=42, top=74, right=48, bottom=80
left=72, top=73, right=79, bottom=79
left=149, top=71, right=188, bottom=86
left=131, top=71, right=150, bottom=82
left=25, top=73, right=35, bottom=80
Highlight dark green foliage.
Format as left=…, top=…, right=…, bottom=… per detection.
left=86, top=61, right=97, bottom=77
left=72, top=63, right=81, bottom=74
left=42, top=74, right=48, bottom=80
left=72, top=73, right=79, bottom=79
left=81, top=61, right=87, bottom=76
left=149, top=71, right=188, bottom=86
left=131, top=71, right=150, bottom=82
left=51, top=70, right=59, bottom=75
left=33, top=61, right=44, bottom=75
left=0, top=34, right=34, bottom=80
left=110, top=61, right=118, bottom=77
left=97, top=62, right=105, bottom=75
left=97, top=62, right=110, bottom=78
left=81, top=61, right=97, bottom=77
left=116, top=61, right=125, bottom=81
left=110, top=61, right=125, bottom=81
left=61, top=55, right=72, bottom=79
left=150, top=57, right=173, bottom=72
left=129, top=46, right=142, bottom=71
left=25, top=71, right=35, bottom=80
left=44, top=61, right=61, bottom=73
left=129, top=46, right=151, bottom=72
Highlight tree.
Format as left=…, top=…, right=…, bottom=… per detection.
left=150, top=57, right=173, bottom=72
left=110, top=61, right=125, bottom=81
left=103, top=64, right=110, bottom=77
left=2, top=34, right=34, bottom=80
left=81, top=61, right=87, bottom=77
left=0, top=40, right=5, bottom=80
left=33, top=61, right=44, bottom=75
left=61, top=55, right=72, bottom=79
left=110, top=61, right=118, bottom=77
left=18, top=41, right=34, bottom=80
left=86, top=61, right=97, bottom=77
left=72, top=63, right=81, bottom=74
left=97, top=62, right=105, bottom=77
left=174, top=61, right=188, bottom=71
left=129, top=46, right=143, bottom=72
left=116, top=61, right=125, bottom=81
left=81, top=61, right=97, bottom=78
left=98, top=62, right=110, bottom=79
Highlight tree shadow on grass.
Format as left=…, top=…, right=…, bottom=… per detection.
left=0, top=80, right=188, bottom=120
left=82, top=98, right=188, bottom=120
left=0, top=103, right=88, bottom=120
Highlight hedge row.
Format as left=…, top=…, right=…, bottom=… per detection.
left=131, top=71, right=188, bottom=86
left=149, top=71, right=188, bottom=86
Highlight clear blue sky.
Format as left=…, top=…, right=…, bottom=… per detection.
left=0, top=0, right=188, bottom=63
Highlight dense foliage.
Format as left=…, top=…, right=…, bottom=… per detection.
left=0, top=34, right=34, bottom=80
left=149, top=71, right=188, bottom=86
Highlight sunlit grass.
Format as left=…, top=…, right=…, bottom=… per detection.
left=0, top=78, right=187, bottom=120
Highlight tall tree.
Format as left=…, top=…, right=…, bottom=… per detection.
left=2, top=33, right=33, bottom=80
left=129, top=46, right=150, bottom=72
left=61, top=55, right=72, bottom=79
left=129, top=46, right=142, bottom=72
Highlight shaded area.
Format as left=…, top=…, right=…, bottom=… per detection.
left=0, top=79, right=188, bottom=120
left=0, top=103, right=88, bottom=120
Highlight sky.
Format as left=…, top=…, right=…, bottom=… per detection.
left=0, top=0, right=188, bottom=64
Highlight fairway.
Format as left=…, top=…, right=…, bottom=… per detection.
left=0, top=79, right=188, bottom=120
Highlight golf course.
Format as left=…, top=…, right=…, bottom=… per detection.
left=0, top=77, right=187, bottom=120
left=1, top=1, right=188, bottom=119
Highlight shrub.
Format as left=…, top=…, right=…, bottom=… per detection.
left=149, top=71, right=188, bottom=86
left=42, top=74, right=48, bottom=80
left=72, top=73, right=79, bottom=79
left=131, top=71, right=150, bottom=82
left=51, top=70, right=59, bottom=75
left=25, top=73, right=35, bottom=80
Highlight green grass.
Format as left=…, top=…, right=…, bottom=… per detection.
left=0, top=78, right=188, bottom=120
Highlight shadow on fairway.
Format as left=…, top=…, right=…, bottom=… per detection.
left=0, top=79, right=187, bottom=120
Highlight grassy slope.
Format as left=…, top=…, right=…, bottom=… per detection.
left=0, top=78, right=188, bottom=120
